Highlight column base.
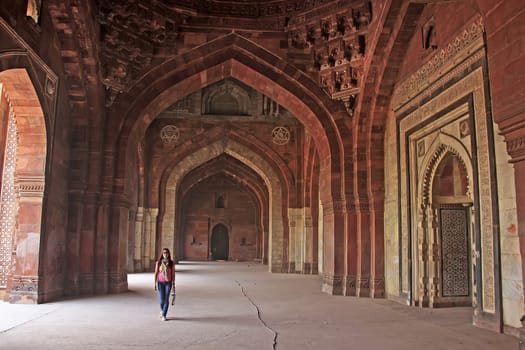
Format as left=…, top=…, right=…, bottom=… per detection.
left=322, top=273, right=343, bottom=295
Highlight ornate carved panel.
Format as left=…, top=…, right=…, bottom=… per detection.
left=0, top=110, right=17, bottom=288
left=394, top=17, right=500, bottom=314
left=440, top=206, right=469, bottom=297
left=98, top=0, right=188, bottom=105
left=286, top=1, right=371, bottom=116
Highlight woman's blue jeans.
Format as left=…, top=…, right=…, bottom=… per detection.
left=157, top=281, right=172, bottom=317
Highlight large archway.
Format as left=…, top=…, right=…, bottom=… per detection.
left=0, top=69, right=47, bottom=303
left=160, top=137, right=286, bottom=272
left=104, top=35, right=352, bottom=295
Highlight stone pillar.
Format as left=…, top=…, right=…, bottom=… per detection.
left=356, top=201, right=371, bottom=297
left=8, top=176, right=44, bottom=303
left=514, top=159, right=525, bottom=316
left=107, top=196, right=129, bottom=293
left=288, top=212, right=296, bottom=272
left=499, top=124, right=525, bottom=318
left=321, top=199, right=346, bottom=295
left=288, top=208, right=305, bottom=273
left=303, top=211, right=313, bottom=274
left=79, top=194, right=97, bottom=294
left=94, top=194, right=110, bottom=294
left=64, top=194, right=82, bottom=296
left=417, top=204, right=430, bottom=307
left=370, top=197, right=385, bottom=298
left=134, top=207, right=144, bottom=271
left=143, top=208, right=158, bottom=270
left=428, top=207, right=440, bottom=307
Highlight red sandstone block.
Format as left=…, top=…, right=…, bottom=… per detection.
left=484, top=0, right=524, bottom=37
left=489, top=38, right=524, bottom=72
left=487, top=11, right=525, bottom=57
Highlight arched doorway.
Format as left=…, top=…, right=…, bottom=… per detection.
left=416, top=148, right=473, bottom=308
left=211, top=224, right=229, bottom=261
left=431, top=153, right=472, bottom=306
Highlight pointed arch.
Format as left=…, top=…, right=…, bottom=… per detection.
left=418, top=133, right=473, bottom=206
left=159, top=137, right=285, bottom=272
left=105, top=33, right=348, bottom=205
left=0, top=68, right=47, bottom=303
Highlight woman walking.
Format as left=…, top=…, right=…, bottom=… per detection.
left=154, top=248, right=176, bottom=321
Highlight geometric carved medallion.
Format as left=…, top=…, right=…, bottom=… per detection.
left=160, top=125, right=180, bottom=144
left=271, top=126, right=290, bottom=145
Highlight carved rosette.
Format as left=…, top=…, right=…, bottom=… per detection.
left=271, top=126, right=290, bottom=145
left=160, top=125, right=180, bottom=144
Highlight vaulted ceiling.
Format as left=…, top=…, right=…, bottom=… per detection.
left=97, top=0, right=373, bottom=116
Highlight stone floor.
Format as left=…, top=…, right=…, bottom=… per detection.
left=0, top=261, right=519, bottom=349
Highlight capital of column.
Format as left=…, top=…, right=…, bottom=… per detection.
left=507, top=133, right=525, bottom=163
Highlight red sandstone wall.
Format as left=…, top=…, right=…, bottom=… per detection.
left=182, top=176, right=259, bottom=262
left=397, top=2, right=479, bottom=83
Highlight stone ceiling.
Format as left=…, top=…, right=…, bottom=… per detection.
left=98, top=0, right=373, bottom=115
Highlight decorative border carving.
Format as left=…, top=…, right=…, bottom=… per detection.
left=160, top=125, right=180, bottom=144
left=11, top=275, right=38, bottom=294
left=15, top=176, right=45, bottom=197
left=272, top=126, right=291, bottom=145
left=394, top=18, right=484, bottom=110
left=398, top=67, right=495, bottom=313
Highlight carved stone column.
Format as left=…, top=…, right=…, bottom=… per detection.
left=143, top=208, right=158, bottom=270
left=356, top=201, right=371, bottom=297
left=370, top=197, right=385, bottom=298
left=134, top=207, right=144, bottom=271
left=94, top=192, right=111, bottom=294
left=321, top=199, right=346, bottom=295
left=288, top=212, right=296, bottom=272
left=8, top=176, right=44, bottom=303
left=505, top=134, right=525, bottom=318
left=428, top=207, right=440, bottom=307
left=343, top=206, right=357, bottom=296
left=303, top=212, right=313, bottom=274
left=107, top=195, right=130, bottom=293
left=79, top=192, right=98, bottom=295
left=417, top=204, right=429, bottom=307
left=288, top=208, right=305, bottom=273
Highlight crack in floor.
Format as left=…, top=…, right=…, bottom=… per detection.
left=235, top=280, right=278, bottom=350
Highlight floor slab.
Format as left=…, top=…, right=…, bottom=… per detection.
left=0, top=261, right=519, bottom=350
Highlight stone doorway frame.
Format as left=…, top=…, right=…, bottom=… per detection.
left=415, top=142, right=474, bottom=308
left=210, top=223, right=230, bottom=261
